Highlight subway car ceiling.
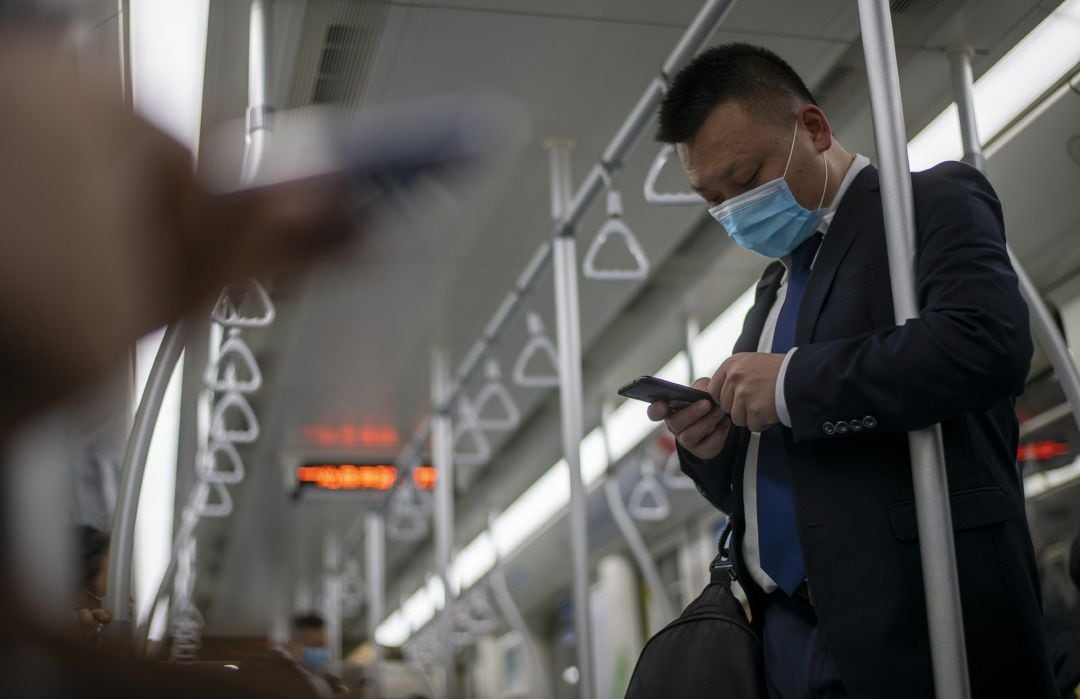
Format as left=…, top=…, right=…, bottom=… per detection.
left=104, top=0, right=1080, bottom=642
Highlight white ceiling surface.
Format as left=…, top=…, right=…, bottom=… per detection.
left=190, top=0, right=1080, bottom=636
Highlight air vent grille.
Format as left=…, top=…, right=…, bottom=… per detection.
left=890, top=0, right=922, bottom=13
left=313, top=24, right=367, bottom=104
left=288, top=1, right=392, bottom=109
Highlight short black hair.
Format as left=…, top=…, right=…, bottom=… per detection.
left=656, top=43, right=817, bottom=144
left=293, top=613, right=326, bottom=631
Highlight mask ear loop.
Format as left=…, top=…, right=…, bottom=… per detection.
left=781, top=118, right=800, bottom=179
left=784, top=117, right=830, bottom=211
left=817, top=150, right=829, bottom=210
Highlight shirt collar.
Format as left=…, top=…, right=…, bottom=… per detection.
left=819, top=153, right=870, bottom=232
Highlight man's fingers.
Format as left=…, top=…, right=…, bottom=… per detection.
left=664, top=399, right=714, bottom=433
left=647, top=401, right=669, bottom=422
left=676, top=407, right=726, bottom=447
left=695, top=420, right=730, bottom=456
left=692, top=377, right=710, bottom=391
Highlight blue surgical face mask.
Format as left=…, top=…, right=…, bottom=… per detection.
left=299, top=646, right=330, bottom=672
left=708, top=119, right=828, bottom=259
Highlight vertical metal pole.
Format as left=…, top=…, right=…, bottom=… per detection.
left=546, top=139, right=595, bottom=699
left=107, top=322, right=188, bottom=634
left=366, top=512, right=386, bottom=696
left=684, top=312, right=700, bottom=383
left=324, top=530, right=343, bottom=669
left=948, top=46, right=1080, bottom=437
left=857, top=3, right=971, bottom=697
left=117, top=0, right=132, bottom=108
left=432, top=347, right=456, bottom=699
left=242, top=0, right=272, bottom=185
left=948, top=47, right=985, bottom=173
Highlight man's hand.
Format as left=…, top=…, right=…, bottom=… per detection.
left=76, top=608, right=111, bottom=645
left=647, top=378, right=731, bottom=460
left=0, top=33, right=356, bottom=428
left=710, top=352, right=784, bottom=432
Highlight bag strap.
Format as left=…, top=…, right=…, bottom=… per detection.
left=709, top=519, right=737, bottom=585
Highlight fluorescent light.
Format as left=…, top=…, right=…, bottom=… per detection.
left=908, top=0, right=1080, bottom=170
left=132, top=332, right=182, bottom=637
left=451, top=531, right=497, bottom=591
left=492, top=460, right=570, bottom=556
left=581, top=429, right=609, bottom=486
left=129, top=0, right=210, bottom=153
left=427, top=576, right=446, bottom=611
left=375, top=611, right=409, bottom=647
left=691, top=287, right=756, bottom=378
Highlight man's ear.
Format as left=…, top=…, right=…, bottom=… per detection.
left=798, top=105, right=833, bottom=153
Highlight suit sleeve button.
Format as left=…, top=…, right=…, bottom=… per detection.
left=849, top=419, right=863, bottom=432
left=823, top=422, right=835, bottom=435
left=836, top=421, right=849, bottom=434
left=862, top=415, right=877, bottom=429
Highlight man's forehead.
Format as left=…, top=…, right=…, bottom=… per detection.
left=678, top=102, right=776, bottom=173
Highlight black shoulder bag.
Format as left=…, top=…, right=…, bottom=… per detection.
left=625, top=525, right=767, bottom=698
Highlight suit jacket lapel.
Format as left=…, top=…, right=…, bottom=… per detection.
left=796, top=166, right=880, bottom=344
left=734, top=261, right=784, bottom=354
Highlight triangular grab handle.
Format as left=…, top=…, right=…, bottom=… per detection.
left=197, top=440, right=246, bottom=484
left=474, top=359, right=521, bottom=431
left=628, top=470, right=671, bottom=521
left=644, top=144, right=701, bottom=206
left=192, top=480, right=234, bottom=518
left=583, top=215, right=650, bottom=281
left=662, top=448, right=696, bottom=490
left=463, top=588, right=498, bottom=634
left=210, top=279, right=276, bottom=328
left=387, top=486, right=429, bottom=542
left=512, top=312, right=560, bottom=388
left=210, top=391, right=261, bottom=443
left=453, top=396, right=493, bottom=466
left=204, top=329, right=263, bottom=393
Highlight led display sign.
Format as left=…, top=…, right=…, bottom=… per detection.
left=295, top=464, right=437, bottom=491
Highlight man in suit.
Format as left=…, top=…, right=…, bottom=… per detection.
left=647, top=43, right=1056, bottom=698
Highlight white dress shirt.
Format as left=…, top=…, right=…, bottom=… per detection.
left=741, top=153, right=870, bottom=593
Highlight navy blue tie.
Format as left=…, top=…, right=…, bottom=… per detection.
left=757, top=234, right=821, bottom=595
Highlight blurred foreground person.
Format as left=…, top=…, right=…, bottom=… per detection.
left=0, top=28, right=354, bottom=699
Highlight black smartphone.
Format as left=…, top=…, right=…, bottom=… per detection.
left=617, top=375, right=716, bottom=410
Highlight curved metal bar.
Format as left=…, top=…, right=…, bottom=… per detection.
left=947, top=47, right=1080, bottom=438
left=107, top=321, right=188, bottom=627
left=488, top=515, right=554, bottom=699
left=601, top=404, right=677, bottom=623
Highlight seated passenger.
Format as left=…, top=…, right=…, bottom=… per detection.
left=73, top=525, right=111, bottom=646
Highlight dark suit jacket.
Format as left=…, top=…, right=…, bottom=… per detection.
left=680, top=162, right=1057, bottom=698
